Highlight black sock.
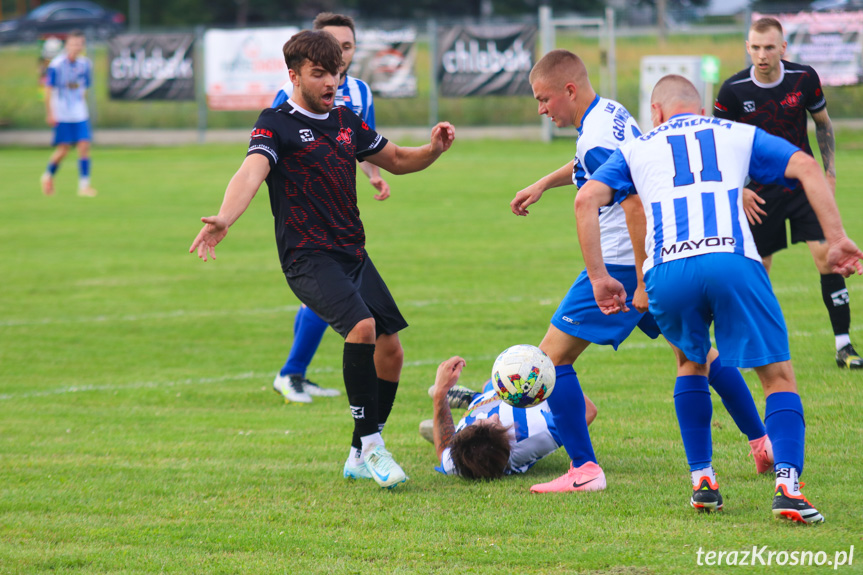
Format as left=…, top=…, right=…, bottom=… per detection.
left=343, top=342, right=378, bottom=450
left=377, top=378, right=399, bottom=434
left=821, top=273, right=851, bottom=336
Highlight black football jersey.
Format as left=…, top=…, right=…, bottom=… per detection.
left=713, top=60, right=826, bottom=156
left=247, top=103, right=388, bottom=270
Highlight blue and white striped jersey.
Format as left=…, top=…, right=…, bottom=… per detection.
left=272, top=74, right=376, bottom=129
left=592, top=114, right=801, bottom=272
left=439, top=388, right=561, bottom=476
left=46, top=53, right=92, bottom=123
left=574, top=96, right=642, bottom=266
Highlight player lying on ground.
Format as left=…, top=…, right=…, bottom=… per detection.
left=423, top=356, right=768, bottom=482
left=423, top=356, right=577, bottom=479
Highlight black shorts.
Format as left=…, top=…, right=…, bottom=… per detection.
left=284, top=251, right=408, bottom=339
left=749, top=184, right=825, bottom=257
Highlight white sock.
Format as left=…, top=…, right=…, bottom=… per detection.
left=775, top=467, right=800, bottom=496
left=691, top=466, right=716, bottom=487
left=79, top=177, right=90, bottom=189
left=347, top=446, right=363, bottom=466
left=836, top=334, right=851, bottom=351
left=360, top=432, right=384, bottom=453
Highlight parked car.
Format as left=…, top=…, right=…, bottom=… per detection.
left=0, top=1, right=125, bottom=44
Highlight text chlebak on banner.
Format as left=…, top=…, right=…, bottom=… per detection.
left=436, top=24, right=537, bottom=97
left=204, top=27, right=298, bottom=111
left=108, top=34, right=196, bottom=101
left=354, top=28, right=418, bottom=98
left=757, top=11, right=863, bottom=86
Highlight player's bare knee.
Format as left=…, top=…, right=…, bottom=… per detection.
left=346, top=317, right=376, bottom=344
left=756, top=361, right=797, bottom=395
left=540, top=327, right=588, bottom=365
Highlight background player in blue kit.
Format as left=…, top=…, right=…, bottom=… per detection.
left=576, top=74, right=862, bottom=523
left=509, top=50, right=773, bottom=495
left=271, top=13, right=390, bottom=404
left=714, top=17, right=860, bottom=369
left=190, top=30, right=455, bottom=489
left=40, top=31, right=97, bottom=198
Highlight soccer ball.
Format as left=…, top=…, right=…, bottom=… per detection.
left=491, top=344, right=555, bottom=408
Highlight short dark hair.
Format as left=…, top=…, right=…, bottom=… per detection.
left=282, top=29, right=342, bottom=75
left=449, top=423, right=512, bottom=481
left=751, top=17, right=783, bottom=36
left=313, top=12, right=356, bottom=39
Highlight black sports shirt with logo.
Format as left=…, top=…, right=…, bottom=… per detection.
left=713, top=60, right=826, bottom=157
left=247, top=102, right=388, bottom=271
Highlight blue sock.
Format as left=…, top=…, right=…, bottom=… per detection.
left=280, top=306, right=329, bottom=377
left=47, top=162, right=59, bottom=176
left=708, top=357, right=766, bottom=441
left=78, top=158, right=90, bottom=178
left=765, top=391, right=805, bottom=475
left=546, top=365, right=596, bottom=467
left=674, top=375, right=713, bottom=471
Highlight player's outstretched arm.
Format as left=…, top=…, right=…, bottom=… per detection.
left=786, top=151, right=863, bottom=277
left=432, top=356, right=466, bottom=459
left=621, top=194, right=649, bottom=312
left=189, top=154, right=271, bottom=262
left=510, top=160, right=575, bottom=216
left=575, top=180, right=629, bottom=314
left=367, top=122, right=455, bottom=175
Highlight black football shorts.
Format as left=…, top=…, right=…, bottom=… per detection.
left=748, top=183, right=825, bottom=257
left=284, top=250, right=408, bottom=339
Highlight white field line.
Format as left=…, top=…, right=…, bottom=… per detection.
left=0, top=296, right=541, bottom=328
left=0, top=327, right=835, bottom=401
left=0, top=356, right=490, bottom=401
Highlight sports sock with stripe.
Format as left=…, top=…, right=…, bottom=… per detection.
left=376, top=378, right=398, bottom=434
left=708, top=356, right=766, bottom=441
left=765, top=391, right=805, bottom=475
left=546, top=365, right=596, bottom=467
left=674, top=375, right=713, bottom=471
left=343, top=342, right=379, bottom=450
left=821, top=273, right=851, bottom=343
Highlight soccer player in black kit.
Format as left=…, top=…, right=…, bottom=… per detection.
left=714, top=17, right=860, bottom=369
left=190, top=30, right=455, bottom=488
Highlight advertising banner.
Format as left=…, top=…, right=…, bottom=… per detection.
left=204, top=27, right=298, bottom=110
left=436, top=24, right=537, bottom=97
left=756, top=11, right=863, bottom=86
left=354, top=28, right=418, bottom=98
left=108, top=34, right=195, bottom=100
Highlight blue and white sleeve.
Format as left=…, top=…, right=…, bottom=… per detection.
left=590, top=148, right=636, bottom=205
left=748, top=129, right=801, bottom=189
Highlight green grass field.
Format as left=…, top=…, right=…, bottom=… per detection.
left=2, top=134, right=863, bottom=574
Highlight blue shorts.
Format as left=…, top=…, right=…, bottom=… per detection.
left=645, top=253, right=790, bottom=368
left=53, top=121, right=91, bottom=146
left=551, top=264, right=661, bottom=350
